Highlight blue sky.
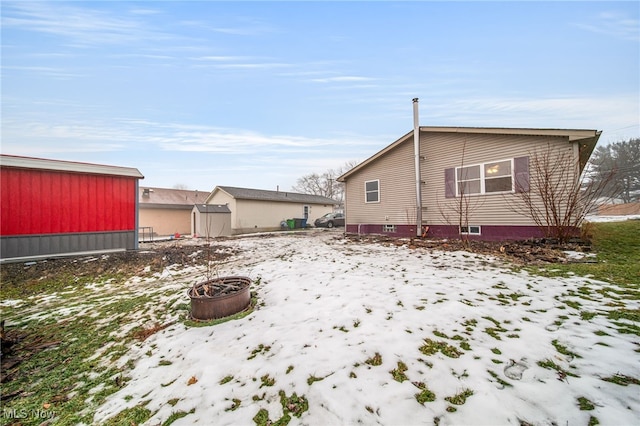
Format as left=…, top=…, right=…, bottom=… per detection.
left=2, top=1, right=638, bottom=192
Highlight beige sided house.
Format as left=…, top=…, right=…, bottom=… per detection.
left=338, top=126, right=600, bottom=241
left=139, top=187, right=209, bottom=239
left=204, top=186, right=337, bottom=235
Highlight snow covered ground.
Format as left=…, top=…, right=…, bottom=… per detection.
left=585, top=214, right=640, bottom=223
left=93, top=231, right=639, bottom=425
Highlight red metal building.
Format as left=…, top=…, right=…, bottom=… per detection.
left=1, top=155, right=144, bottom=261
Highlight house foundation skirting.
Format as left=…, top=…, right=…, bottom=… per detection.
left=345, top=224, right=418, bottom=238
left=346, top=224, right=578, bottom=241
left=425, top=225, right=549, bottom=241
left=1, top=230, right=137, bottom=261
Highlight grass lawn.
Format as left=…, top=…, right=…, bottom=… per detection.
left=527, top=220, right=640, bottom=289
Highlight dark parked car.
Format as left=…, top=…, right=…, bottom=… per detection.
left=314, top=212, right=345, bottom=228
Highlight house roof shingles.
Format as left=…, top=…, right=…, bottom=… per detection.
left=139, top=187, right=210, bottom=210
left=216, top=186, right=337, bottom=205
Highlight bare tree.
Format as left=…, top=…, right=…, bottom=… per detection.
left=291, top=161, right=359, bottom=204
left=198, top=205, right=226, bottom=282
left=437, top=140, right=484, bottom=248
left=510, top=144, right=616, bottom=242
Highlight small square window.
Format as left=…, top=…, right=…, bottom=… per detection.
left=460, top=225, right=481, bottom=235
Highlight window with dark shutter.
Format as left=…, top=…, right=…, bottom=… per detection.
left=458, top=165, right=482, bottom=195
left=484, top=160, right=512, bottom=193
left=445, top=158, right=522, bottom=197
left=514, top=156, right=530, bottom=193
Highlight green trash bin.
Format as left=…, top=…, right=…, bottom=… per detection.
left=286, top=219, right=295, bottom=230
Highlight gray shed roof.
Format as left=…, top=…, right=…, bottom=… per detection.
left=194, top=204, right=231, bottom=213
left=215, top=186, right=337, bottom=205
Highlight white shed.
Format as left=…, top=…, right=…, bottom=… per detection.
left=191, top=204, right=232, bottom=238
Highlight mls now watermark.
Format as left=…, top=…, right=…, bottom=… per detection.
left=3, top=408, right=56, bottom=420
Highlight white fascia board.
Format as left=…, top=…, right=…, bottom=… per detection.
left=0, top=155, right=144, bottom=178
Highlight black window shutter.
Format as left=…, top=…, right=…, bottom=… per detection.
left=444, top=168, right=455, bottom=198
left=514, top=156, right=530, bottom=193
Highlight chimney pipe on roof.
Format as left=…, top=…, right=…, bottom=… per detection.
left=413, top=98, right=422, bottom=237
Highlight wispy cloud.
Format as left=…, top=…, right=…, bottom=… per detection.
left=25, top=52, right=77, bottom=59
left=1, top=117, right=379, bottom=157
left=152, top=123, right=377, bottom=153
left=1, top=2, right=176, bottom=46
left=573, top=11, right=640, bottom=42
left=190, top=56, right=254, bottom=62
left=178, top=18, right=278, bottom=37
left=448, top=95, right=637, bottom=117
left=1, top=121, right=126, bottom=154
left=431, top=94, right=639, bottom=141
left=110, top=53, right=174, bottom=60
left=210, top=62, right=292, bottom=70
left=1, top=65, right=84, bottom=79
left=189, top=55, right=292, bottom=70
left=311, top=76, right=376, bottom=83
left=128, top=8, right=162, bottom=16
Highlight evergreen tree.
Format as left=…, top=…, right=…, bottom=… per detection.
left=588, top=138, right=640, bottom=203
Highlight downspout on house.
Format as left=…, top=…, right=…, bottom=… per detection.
left=413, top=98, right=422, bottom=237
